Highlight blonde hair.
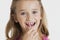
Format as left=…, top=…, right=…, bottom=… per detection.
left=5, top=0, right=49, bottom=40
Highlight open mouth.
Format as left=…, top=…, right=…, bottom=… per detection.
left=25, top=22, right=36, bottom=27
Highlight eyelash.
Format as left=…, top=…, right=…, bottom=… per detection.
left=20, top=11, right=38, bottom=15
left=21, top=12, right=26, bottom=15
left=32, top=11, right=37, bottom=14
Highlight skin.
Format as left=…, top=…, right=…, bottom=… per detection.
left=14, top=0, right=42, bottom=40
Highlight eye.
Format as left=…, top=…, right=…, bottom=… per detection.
left=20, top=12, right=26, bottom=15
left=32, top=11, right=37, bottom=14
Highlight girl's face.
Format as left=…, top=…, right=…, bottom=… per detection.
left=15, top=1, right=41, bottom=33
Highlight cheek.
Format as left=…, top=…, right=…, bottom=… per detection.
left=17, top=16, right=26, bottom=30
left=34, top=13, right=41, bottom=20
left=34, top=13, right=41, bottom=26
left=16, top=15, right=26, bottom=25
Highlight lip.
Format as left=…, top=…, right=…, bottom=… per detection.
left=25, top=22, right=36, bottom=27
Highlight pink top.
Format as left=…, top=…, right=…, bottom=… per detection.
left=42, top=36, right=49, bottom=40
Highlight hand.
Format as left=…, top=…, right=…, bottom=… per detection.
left=22, top=28, right=42, bottom=40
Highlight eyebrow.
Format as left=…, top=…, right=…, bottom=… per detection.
left=32, top=9, right=38, bottom=10
left=19, top=10, right=25, bottom=11
left=19, top=9, right=38, bottom=11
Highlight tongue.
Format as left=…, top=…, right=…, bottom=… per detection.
left=26, top=22, right=34, bottom=27
left=28, top=23, right=31, bottom=27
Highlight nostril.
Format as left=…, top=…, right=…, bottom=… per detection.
left=26, top=16, right=33, bottom=21
left=26, top=13, right=33, bottom=21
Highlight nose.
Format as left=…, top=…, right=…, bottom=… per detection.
left=26, top=13, right=33, bottom=21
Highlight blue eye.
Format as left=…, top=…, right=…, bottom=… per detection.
left=33, top=11, right=37, bottom=14
left=21, top=12, right=26, bottom=15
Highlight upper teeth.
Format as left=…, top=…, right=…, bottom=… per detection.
left=26, top=22, right=35, bottom=26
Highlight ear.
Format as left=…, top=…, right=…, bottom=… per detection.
left=12, top=14, right=18, bottom=23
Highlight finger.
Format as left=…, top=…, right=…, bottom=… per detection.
left=33, top=33, right=42, bottom=40
left=27, top=29, right=37, bottom=38
left=27, top=28, right=34, bottom=34
left=33, top=32, right=38, bottom=38
left=30, top=30, right=37, bottom=38
left=33, top=33, right=40, bottom=40
left=27, top=26, right=38, bottom=34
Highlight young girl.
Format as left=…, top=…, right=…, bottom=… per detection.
left=5, top=0, right=49, bottom=40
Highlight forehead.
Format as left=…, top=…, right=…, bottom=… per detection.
left=16, top=1, right=40, bottom=10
